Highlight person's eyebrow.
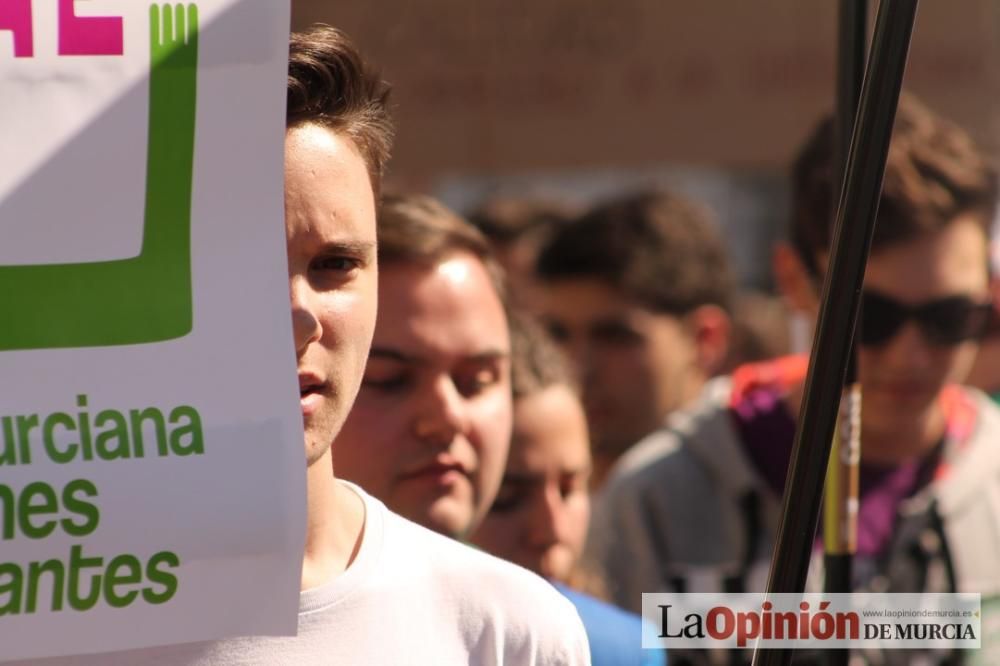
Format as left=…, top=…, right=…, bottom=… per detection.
left=590, top=317, right=639, bottom=331
left=463, top=350, right=510, bottom=363
left=318, top=240, right=376, bottom=258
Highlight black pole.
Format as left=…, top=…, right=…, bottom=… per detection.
left=823, top=0, right=867, bottom=605
left=751, top=1, right=918, bottom=664
left=833, top=0, right=868, bottom=194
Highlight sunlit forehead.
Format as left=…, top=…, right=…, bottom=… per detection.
left=436, top=256, right=473, bottom=284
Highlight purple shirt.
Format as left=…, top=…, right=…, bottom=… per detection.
left=729, top=384, right=940, bottom=557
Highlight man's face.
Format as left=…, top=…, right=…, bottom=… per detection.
left=334, top=252, right=512, bottom=538
left=284, top=124, right=378, bottom=466
left=471, top=384, right=592, bottom=582
left=856, top=215, right=990, bottom=440
left=534, top=278, right=697, bottom=462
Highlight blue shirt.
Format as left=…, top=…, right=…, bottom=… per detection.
left=555, top=583, right=666, bottom=666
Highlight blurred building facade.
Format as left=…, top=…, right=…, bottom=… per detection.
left=292, top=0, right=1000, bottom=287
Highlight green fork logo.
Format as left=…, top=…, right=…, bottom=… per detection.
left=0, top=4, right=200, bottom=351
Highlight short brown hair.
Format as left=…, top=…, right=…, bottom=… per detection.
left=508, top=311, right=577, bottom=400
left=287, top=26, right=393, bottom=196
left=791, top=93, right=998, bottom=271
left=535, top=190, right=734, bottom=314
left=378, top=194, right=507, bottom=304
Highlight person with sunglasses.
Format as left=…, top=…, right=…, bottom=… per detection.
left=588, top=94, right=1000, bottom=664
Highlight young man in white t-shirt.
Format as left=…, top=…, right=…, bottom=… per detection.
left=18, top=25, right=588, bottom=666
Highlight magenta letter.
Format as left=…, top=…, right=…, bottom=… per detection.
left=58, top=0, right=123, bottom=56
left=0, top=0, right=33, bottom=58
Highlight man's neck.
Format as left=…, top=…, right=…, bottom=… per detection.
left=861, top=406, right=947, bottom=467
left=680, top=370, right=707, bottom=410
left=300, top=449, right=365, bottom=590
left=591, top=455, right=615, bottom=492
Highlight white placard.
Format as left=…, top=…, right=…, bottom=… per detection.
left=0, top=0, right=303, bottom=660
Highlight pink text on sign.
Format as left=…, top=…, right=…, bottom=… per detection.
left=58, top=0, right=123, bottom=56
left=0, top=0, right=124, bottom=58
left=0, top=0, right=33, bottom=57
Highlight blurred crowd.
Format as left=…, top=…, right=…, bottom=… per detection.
left=22, top=16, right=1000, bottom=666
left=327, top=45, right=1000, bottom=663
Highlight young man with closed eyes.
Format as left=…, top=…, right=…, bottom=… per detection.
left=333, top=194, right=515, bottom=541
left=590, top=97, right=1000, bottom=666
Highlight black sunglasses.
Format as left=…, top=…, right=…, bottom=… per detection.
left=859, top=289, right=994, bottom=347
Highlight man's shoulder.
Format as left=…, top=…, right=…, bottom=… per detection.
left=356, top=486, right=567, bottom=594
left=556, top=585, right=665, bottom=666
left=967, top=384, right=1000, bottom=426
left=605, top=375, right=736, bottom=495
left=373, top=502, right=590, bottom=664
left=936, top=386, right=1000, bottom=512
left=382, top=506, right=578, bottom=607
left=930, top=387, right=1000, bottom=594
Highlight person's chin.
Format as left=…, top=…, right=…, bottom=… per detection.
left=393, top=494, right=473, bottom=540
left=538, top=553, right=572, bottom=583
left=866, top=387, right=939, bottom=432
left=429, top=497, right=477, bottom=538
left=303, top=433, right=334, bottom=467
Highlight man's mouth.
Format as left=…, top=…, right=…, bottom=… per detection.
left=398, top=457, right=470, bottom=487
left=869, top=379, right=934, bottom=402
left=298, top=374, right=327, bottom=416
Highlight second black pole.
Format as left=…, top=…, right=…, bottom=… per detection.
left=752, top=1, right=918, bottom=664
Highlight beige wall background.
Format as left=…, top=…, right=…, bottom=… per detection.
left=291, top=1, right=1000, bottom=190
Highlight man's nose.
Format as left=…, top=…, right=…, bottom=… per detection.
left=528, top=486, right=569, bottom=547
left=412, top=375, right=467, bottom=447
left=560, top=335, right=594, bottom=378
left=885, top=321, right=934, bottom=369
left=289, top=275, right=321, bottom=355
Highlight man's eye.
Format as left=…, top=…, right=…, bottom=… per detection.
left=560, top=473, right=589, bottom=500
left=591, top=322, right=643, bottom=346
left=490, top=487, right=526, bottom=514
left=454, top=367, right=500, bottom=397
left=312, top=256, right=359, bottom=273
left=362, top=373, right=411, bottom=392
left=544, top=319, right=570, bottom=343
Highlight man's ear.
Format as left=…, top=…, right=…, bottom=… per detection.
left=772, top=242, right=819, bottom=314
left=685, top=304, right=731, bottom=377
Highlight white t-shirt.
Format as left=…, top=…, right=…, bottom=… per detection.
left=12, top=483, right=590, bottom=665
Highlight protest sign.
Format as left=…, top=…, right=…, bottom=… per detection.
left=0, top=0, right=302, bottom=660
